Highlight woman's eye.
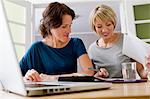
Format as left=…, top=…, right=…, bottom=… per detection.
left=96, top=26, right=102, bottom=28
left=62, top=26, right=67, bottom=28
left=69, top=25, right=72, bottom=28
left=107, top=24, right=111, bottom=26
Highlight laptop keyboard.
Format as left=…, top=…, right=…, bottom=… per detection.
left=25, top=83, right=61, bottom=88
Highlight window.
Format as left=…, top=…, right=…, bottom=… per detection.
left=3, top=0, right=31, bottom=61
left=134, top=4, right=150, bottom=39
left=125, top=0, right=150, bottom=43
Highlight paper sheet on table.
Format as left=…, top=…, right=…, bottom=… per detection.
left=122, top=33, right=150, bottom=66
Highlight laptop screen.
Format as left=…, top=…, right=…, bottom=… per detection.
left=0, top=0, right=28, bottom=96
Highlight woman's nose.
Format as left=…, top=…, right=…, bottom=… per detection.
left=101, top=27, right=108, bottom=32
left=66, top=27, right=71, bottom=33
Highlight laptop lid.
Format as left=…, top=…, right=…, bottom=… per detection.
left=0, top=0, right=27, bottom=96
left=0, top=0, right=111, bottom=96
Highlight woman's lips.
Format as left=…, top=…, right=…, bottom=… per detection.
left=103, top=33, right=109, bottom=37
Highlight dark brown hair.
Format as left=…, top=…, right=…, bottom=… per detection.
left=39, top=2, right=75, bottom=38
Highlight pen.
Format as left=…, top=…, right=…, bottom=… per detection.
left=88, top=68, right=100, bottom=72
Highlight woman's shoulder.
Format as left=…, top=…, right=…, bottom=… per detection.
left=88, top=40, right=97, bottom=50
left=113, top=32, right=124, bottom=42
left=71, top=37, right=82, bottom=42
left=114, top=32, right=123, bottom=37
left=28, top=41, right=43, bottom=51
left=70, top=38, right=84, bottom=45
left=23, top=41, right=42, bottom=55
left=31, top=41, right=42, bottom=47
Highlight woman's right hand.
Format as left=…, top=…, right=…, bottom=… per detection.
left=24, top=69, right=41, bottom=82
left=94, top=68, right=109, bottom=78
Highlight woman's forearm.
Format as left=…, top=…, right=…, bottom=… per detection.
left=39, top=73, right=89, bottom=81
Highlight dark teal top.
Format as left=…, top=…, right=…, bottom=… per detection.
left=20, top=38, right=87, bottom=76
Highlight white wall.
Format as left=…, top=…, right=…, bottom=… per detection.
left=26, top=0, right=99, bottom=4
left=70, top=32, right=99, bottom=50
left=33, top=0, right=122, bottom=35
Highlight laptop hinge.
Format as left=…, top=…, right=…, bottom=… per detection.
left=0, top=80, right=9, bottom=92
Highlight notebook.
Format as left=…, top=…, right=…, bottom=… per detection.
left=122, top=33, right=150, bottom=66
left=95, top=77, right=147, bottom=83
left=0, top=0, right=111, bottom=96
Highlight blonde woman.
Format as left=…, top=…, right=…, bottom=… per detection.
left=88, top=4, right=148, bottom=79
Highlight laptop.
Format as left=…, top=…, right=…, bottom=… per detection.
left=0, top=0, right=111, bottom=96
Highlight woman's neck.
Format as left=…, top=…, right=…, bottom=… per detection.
left=42, top=35, right=69, bottom=48
left=98, top=33, right=120, bottom=48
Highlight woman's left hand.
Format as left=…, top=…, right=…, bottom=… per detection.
left=146, top=55, right=150, bottom=70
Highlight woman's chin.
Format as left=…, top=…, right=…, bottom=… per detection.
left=103, top=36, right=110, bottom=39
left=62, top=38, right=70, bottom=43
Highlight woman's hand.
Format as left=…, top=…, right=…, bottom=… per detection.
left=146, top=55, right=150, bottom=70
left=145, top=55, right=150, bottom=80
left=24, top=69, right=41, bottom=82
left=39, top=74, right=59, bottom=81
left=39, top=73, right=85, bottom=81
left=94, top=68, right=109, bottom=78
